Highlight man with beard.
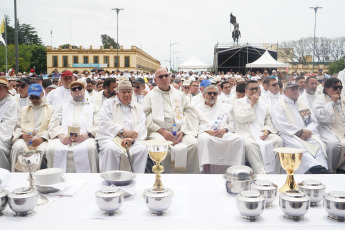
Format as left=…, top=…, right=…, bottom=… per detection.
left=92, top=78, right=117, bottom=109
left=300, top=76, right=319, bottom=109
left=196, top=85, right=244, bottom=174
left=86, top=78, right=97, bottom=97
left=295, top=76, right=306, bottom=95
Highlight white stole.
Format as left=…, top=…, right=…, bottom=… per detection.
left=54, top=101, right=94, bottom=173
left=246, top=98, right=275, bottom=173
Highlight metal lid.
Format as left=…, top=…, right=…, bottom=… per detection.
left=236, top=190, right=265, bottom=202
left=298, top=179, right=325, bottom=190
left=324, top=191, right=345, bottom=202
left=144, top=187, right=173, bottom=198
left=96, top=186, right=123, bottom=198
left=8, top=187, right=38, bottom=199
left=280, top=190, right=309, bottom=202
left=251, top=180, right=278, bottom=191
left=224, top=165, right=255, bottom=181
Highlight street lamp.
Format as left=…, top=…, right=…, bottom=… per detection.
left=111, top=8, right=124, bottom=72
left=310, top=6, right=322, bottom=73
left=170, top=41, right=178, bottom=71
left=173, top=51, right=179, bottom=71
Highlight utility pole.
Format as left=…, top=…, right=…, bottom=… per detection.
left=4, top=15, right=8, bottom=73
left=310, top=6, right=322, bottom=73
left=111, top=8, right=124, bottom=72
left=14, top=0, right=19, bottom=74
left=170, top=41, right=178, bottom=71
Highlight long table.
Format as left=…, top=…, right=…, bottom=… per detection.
left=1, top=173, right=345, bottom=230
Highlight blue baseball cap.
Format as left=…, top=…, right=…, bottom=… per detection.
left=200, top=79, right=211, bottom=88
left=28, top=83, right=43, bottom=96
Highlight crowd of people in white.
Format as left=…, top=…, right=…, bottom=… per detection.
left=0, top=64, right=345, bottom=175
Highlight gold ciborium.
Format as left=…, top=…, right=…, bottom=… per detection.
left=142, top=140, right=172, bottom=191
left=274, top=147, right=303, bottom=193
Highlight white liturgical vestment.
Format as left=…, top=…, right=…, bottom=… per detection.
left=47, top=99, right=99, bottom=173
left=47, top=86, right=72, bottom=108
left=232, top=97, right=283, bottom=174
left=0, top=95, right=18, bottom=170
left=196, top=102, right=244, bottom=171
left=97, top=97, right=147, bottom=173
left=218, top=93, right=232, bottom=104
left=91, top=90, right=116, bottom=110
left=261, top=91, right=281, bottom=108
left=300, top=91, right=317, bottom=110
left=13, top=94, right=29, bottom=109
left=271, top=95, right=328, bottom=174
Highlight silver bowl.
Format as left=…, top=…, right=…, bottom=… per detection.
left=0, top=190, right=8, bottom=213
left=236, top=190, right=265, bottom=222
left=323, top=191, right=345, bottom=222
left=224, top=165, right=255, bottom=195
left=95, top=186, right=124, bottom=216
left=251, top=180, right=278, bottom=207
left=144, top=187, right=173, bottom=216
left=8, top=187, right=38, bottom=216
left=298, top=179, right=326, bottom=207
left=279, top=190, right=310, bottom=221
left=100, top=170, right=136, bottom=186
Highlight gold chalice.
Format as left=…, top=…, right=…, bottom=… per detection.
left=142, top=140, right=172, bottom=191
left=274, top=147, right=304, bottom=193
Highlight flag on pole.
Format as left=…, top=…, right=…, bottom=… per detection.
left=0, top=19, right=4, bottom=33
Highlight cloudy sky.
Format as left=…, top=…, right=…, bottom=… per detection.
left=1, top=0, right=344, bottom=69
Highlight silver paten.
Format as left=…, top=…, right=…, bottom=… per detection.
left=298, top=179, right=326, bottom=207
left=8, top=187, right=38, bottom=216
left=323, top=191, right=345, bottom=222
left=144, top=187, right=173, bottom=216
left=236, top=190, right=265, bottom=222
left=279, top=190, right=310, bottom=221
left=101, top=170, right=136, bottom=186
left=251, top=180, right=278, bottom=207
left=95, top=186, right=124, bottom=216
left=224, top=165, right=255, bottom=194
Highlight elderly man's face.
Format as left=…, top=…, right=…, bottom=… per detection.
left=61, top=76, right=73, bottom=89
left=117, top=89, right=133, bottom=105
left=0, top=85, right=8, bottom=100
left=222, top=83, right=231, bottom=95
left=284, top=86, right=300, bottom=101
left=306, top=78, right=318, bottom=95
left=70, top=85, right=85, bottom=102
left=154, top=68, right=170, bottom=91
left=268, top=79, right=279, bottom=95
left=133, top=83, right=144, bottom=95
left=203, top=87, right=218, bottom=106
left=29, top=93, right=44, bottom=106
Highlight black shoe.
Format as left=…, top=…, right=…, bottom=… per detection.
left=309, top=165, right=329, bottom=174
left=336, top=168, right=345, bottom=174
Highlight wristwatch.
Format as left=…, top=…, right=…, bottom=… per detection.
left=88, top=133, right=92, bottom=138
left=119, top=129, right=124, bottom=135
left=224, top=128, right=229, bottom=133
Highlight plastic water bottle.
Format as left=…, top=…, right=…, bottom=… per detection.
left=172, top=124, right=177, bottom=137
left=28, top=140, right=32, bottom=146
left=212, top=121, right=219, bottom=130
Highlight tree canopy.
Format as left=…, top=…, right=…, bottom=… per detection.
left=100, top=34, right=119, bottom=49
left=328, top=56, right=345, bottom=74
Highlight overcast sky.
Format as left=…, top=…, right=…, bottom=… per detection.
left=1, top=0, right=344, bottom=69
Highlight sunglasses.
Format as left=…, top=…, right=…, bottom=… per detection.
left=270, top=83, right=278, bottom=87
left=207, top=92, right=218, bottom=96
left=16, top=84, right=26, bottom=88
left=134, top=86, right=141, bottom=89
left=71, top=86, right=83, bottom=92
left=184, top=87, right=190, bottom=89
left=29, top=95, right=40, bottom=100
left=158, top=74, right=169, bottom=79
left=249, top=87, right=260, bottom=91
left=333, top=85, right=343, bottom=90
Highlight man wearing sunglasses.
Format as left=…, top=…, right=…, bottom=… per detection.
left=312, top=78, right=345, bottom=173
left=92, top=78, right=117, bottom=109
left=196, top=85, right=244, bottom=174
left=233, top=80, right=283, bottom=174
left=143, top=67, right=199, bottom=174
left=47, top=81, right=99, bottom=173
left=11, top=84, right=54, bottom=171
left=271, top=82, right=329, bottom=174
left=218, top=81, right=233, bottom=104
left=0, top=77, right=18, bottom=170
left=132, top=77, right=147, bottom=104
left=47, top=70, right=74, bottom=108
left=261, top=78, right=282, bottom=107
left=14, top=77, right=32, bottom=109
left=181, top=80, right=191, bottom=96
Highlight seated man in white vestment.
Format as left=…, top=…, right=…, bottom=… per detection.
left=97, top=79, right=148, bottom=173
left=196, top=85, right=245, bottom=174
left=186, top=80, right=199, bottom=104
left=232, top=80, right=283, bottom=174
left=190, top=79, right=211, bottom=107
left=92, top=77, right=117, bottom=109
left=132, top=78, right=148, bottom=105
left=182, top=80, right=191, bottom=97
left=11, top=84, right=54, bottom=171
left=312, top=78, right=345, bottom=173
left=47, top=81, right=99, bottom=173
left=261, top=78, right=282, bottom=108
left=300, top=76, right=319, bottom=109
left=143, top=67, right=199, bottom=174
left=217, top=81, right=233, bottom=104
left=0, top=77, right=18, bottom=170
left=14, top=77, right=32, bottom=109
left=47, top=70, right=74, bottom=108
left=271, top=82, right=329, bottom=174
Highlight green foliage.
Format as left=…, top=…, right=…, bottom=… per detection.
left=328, top=56, right=345, bottom=74
left=60, top=44, right=78, bottom=49
left=101, top=34, right=119, bottom=49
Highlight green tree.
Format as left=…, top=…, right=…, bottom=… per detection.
left=328, top=56, right=345, bottom=74
left=101, top=34, right=119, bottom=49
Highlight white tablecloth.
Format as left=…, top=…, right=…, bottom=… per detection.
left=1, top=173, right=344, bottom=230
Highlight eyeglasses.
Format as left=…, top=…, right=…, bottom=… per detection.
left=207, top=92, right=218, bottom=96
left=29, top=95, right=40, bottom=100
left=270, top=83, right=278, bottom=87
left=71, top=86, right=83, bottom=92
left=333, top=85, right=343, bottom=90
left=134, top=86, right=141, bottom=89
left=184, top=87, right=190, bottom=89
left=158, top=74, right=169, bottom=79
left=16, top=84, right=26, bottom=88
left=249, top=87, right=259, bottom=91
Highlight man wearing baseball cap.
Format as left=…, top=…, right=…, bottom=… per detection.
left=47, top=70, right=74, bottom=108
left=47, top=80, right=99, bottom=173
left=0, top=77, right=18, bottom=170
left=11, top=84, right=54, bottom=171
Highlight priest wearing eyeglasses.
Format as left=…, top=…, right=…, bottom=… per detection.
left=132, top=77, right=148, bottom=104
left=261, top=77, right=282, bottom=108
left=14, top=77, right=32, bottom=109
left=143, top=67, right=199, bottom=173
left=11, top=84, right=54, bottom=171
left=312, top=78, right=345, bottom=173
left=232, top=80, right=283, bottom=174
left=196, top=85, right=245, bottom=174
left=46, top=81, right=99, bottom=173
